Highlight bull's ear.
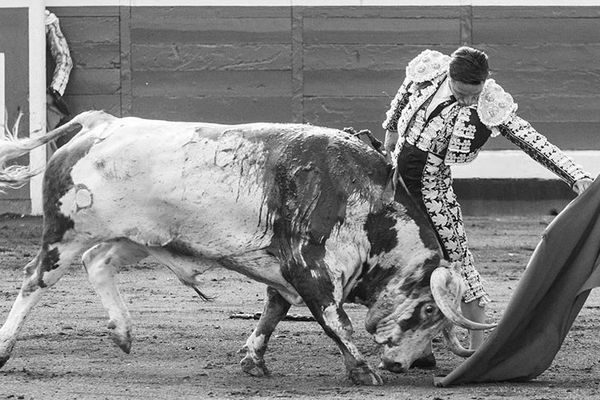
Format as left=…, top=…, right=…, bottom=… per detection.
left=365, top=290, right=401, bottom=336
left=373, top=317, right=397, bottom=344
left=365, top=299, right=393, bottom=335
left=365, top=302, right=397, bottom=343
left=365, top=306, right=383, bottom=334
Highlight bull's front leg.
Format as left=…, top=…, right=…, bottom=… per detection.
left=311, top=301, right=383, bottom=385
left=289, top=266, right=382, bottom=385
left=239, top=286, right=291, bottom=376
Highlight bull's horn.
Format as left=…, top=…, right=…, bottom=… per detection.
left=430, top=267, right=497, bottom=331
left=442, top=325, right=475, bottom=357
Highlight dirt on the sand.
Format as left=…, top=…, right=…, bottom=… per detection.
left=0, top=214, right=599, bottom=400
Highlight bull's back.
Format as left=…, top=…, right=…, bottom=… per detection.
left=45, top=113, right=390, bottom=256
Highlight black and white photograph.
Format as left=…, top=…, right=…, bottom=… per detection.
left=0, top=0, right=599, bottom=399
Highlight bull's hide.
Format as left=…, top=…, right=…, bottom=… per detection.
left=436, top=174, right=600, bottom=386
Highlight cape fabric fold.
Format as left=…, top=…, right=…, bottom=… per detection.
left=435, top=176, right=600, bottom=387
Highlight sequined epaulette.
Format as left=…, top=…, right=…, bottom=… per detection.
left=477, top=79, right=518, bottom=128
left=405, top=49, right=451, bottom=83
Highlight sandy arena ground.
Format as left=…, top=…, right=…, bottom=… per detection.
left=0, top=213, right=599, bottom=400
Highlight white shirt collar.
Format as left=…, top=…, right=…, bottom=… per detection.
left=437, top=78, right=453, bottom=101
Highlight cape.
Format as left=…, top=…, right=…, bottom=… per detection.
left=435, top=175, right=600, bottom=386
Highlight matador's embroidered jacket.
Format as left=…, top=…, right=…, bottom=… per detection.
left=383, top=49, right=591, bottom=188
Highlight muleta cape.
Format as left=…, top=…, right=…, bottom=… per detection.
left=435, top=174, right=600, bottom=386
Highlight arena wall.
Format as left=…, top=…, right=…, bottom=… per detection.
left=2, top=2, right=599, bottom=214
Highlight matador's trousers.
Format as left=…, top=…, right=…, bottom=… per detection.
left=396, top=143, right=490, bottom=305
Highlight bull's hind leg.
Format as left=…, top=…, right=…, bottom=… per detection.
left=0, top=243, right=83, bottom=367
left=239, top=286, right=291, bottom=376
left=82, top=240, right=148, bottom=353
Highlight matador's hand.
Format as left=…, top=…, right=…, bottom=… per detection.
left=573, top=178, right=594, bottom=195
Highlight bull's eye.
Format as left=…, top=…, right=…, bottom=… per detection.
left=424, top=305, right=435, bottom=314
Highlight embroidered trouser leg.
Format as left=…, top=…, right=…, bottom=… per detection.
left=420, top=153, right=490, bottom=304
left=397, top=144, right=490, bottom=304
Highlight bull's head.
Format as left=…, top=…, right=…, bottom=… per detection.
left=356, top=175, right=495, bottom=372
left=364, top=258, right=495, bottom=373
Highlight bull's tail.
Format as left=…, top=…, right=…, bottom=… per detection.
left=0, top=110, right=111, bottom=191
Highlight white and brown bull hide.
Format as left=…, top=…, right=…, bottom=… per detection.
left=0, top=111, right=491, bottom=385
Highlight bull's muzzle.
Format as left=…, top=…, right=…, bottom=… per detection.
left=378, top=359, right=407, bottom=373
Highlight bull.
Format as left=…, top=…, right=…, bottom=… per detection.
left=0, top=111, right=494, bottom=385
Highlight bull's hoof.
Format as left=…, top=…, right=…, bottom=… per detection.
left=410, top=353, right=436, bottom=369
left=113, top=334, right=132, bottom=354
left=240, top=354, right=269, bottom=377
left=348, top=364, right=383, bottom=386
left=0, top=354, right=10, bottom=369
left=108, top=321, right=132, bottom=354
left=0, top=340, right=16, bottom=369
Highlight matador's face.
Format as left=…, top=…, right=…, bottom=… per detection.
left=449, top=78, right=485, bottom=107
